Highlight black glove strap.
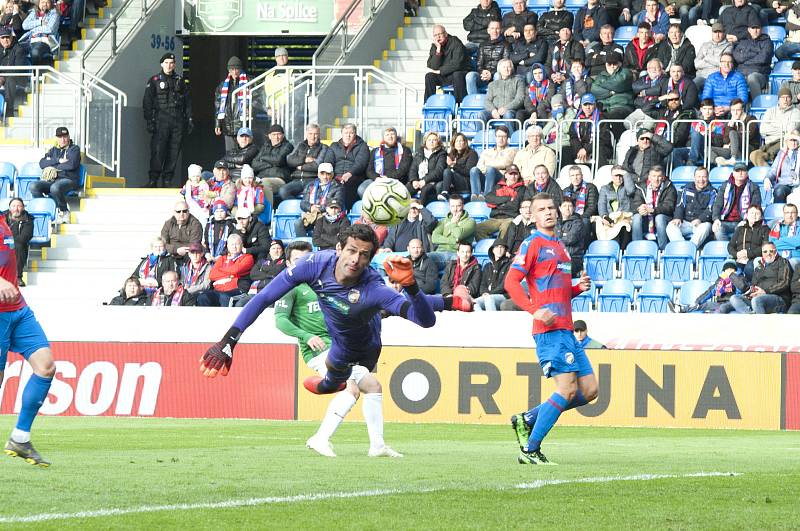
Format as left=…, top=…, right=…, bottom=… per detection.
left=404, top=283, right=420, bottom=297
left=223, top=326, right=243, bottom=347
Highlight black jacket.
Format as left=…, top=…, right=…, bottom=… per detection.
left=557, top=212, right=588, bottom=261
left=214, top=76, right=248, bottom=136
left=537, top=9, right=574, bottom=43
left=732, top=33, right=774, bottom=77
left=548, top=38, right=584, bottom=75
left=39, top=142, right=81, bottom=182
left=330, top=136, right=370, bottom=177
left=586, top=42, right=625, bottom=77
left=286, top=141, right=335, bottom=181
left=132, top=254, right=176, bottom=289
left=249, top=256, right=286, bottom=290
left=573, top=5, right=608, bottom=43
left=718, top=4, right=760, bottom=42
left=790, top=266, right=800, bottom=306
left=728, top=220, right=770, bottom=260
left=502, top=10, right=538, bottom=37
left=654, top=38, right=697, bottom=78
left=479, top=240, right=511, bottom=295
left=463, top=1, right=502, bottom=44
left=383, top=211, right=436, bottom=252
left=313, top=214, right=350, bottom=250
left=109, top=293, right=148, bottom=306
left=562, top=181, right=599, bottom=219
left=503, top=216, right=536, bottom=253
left=235, top=219, right=271, bottom=260
left=5, top=210, right=33, bottom=247
left=0, top=40, right=27, bottom=69
left=441, top=257, right=482, bottom=297
left=622, top=136, right=673, bottom=186
left=623, top=40, right=660, bottom=74
left=632, top=74, right=668, bottom=110
left=477, top=36, right=512, bottom=75
left=366, top=144, right=413, bottom=183
left=752, top=255, right=793, bottom=308
left=427, top=34, right=471, bottom=76
left=510, top=37, right=550, bottom=76
left=523, top=177, right=563, bottom=204
left=658, top=77, right=699, bottom=113
left=672, top=183, right=717, bottom=223
left=448, top=148, right=479, bottom=179
left=631, top=181, right=678, bottom=218
left=408, top=147, right=447, bottom=184
left=484, top=179, right=525, bottom=219
left=411, top=253, right=439, bottom=295
left=251, top=139, right=293, bottom=180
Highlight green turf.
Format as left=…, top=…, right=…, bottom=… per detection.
left=0, top=416, right=798, bottom=529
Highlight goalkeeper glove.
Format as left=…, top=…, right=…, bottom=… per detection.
left=200, top=326, right=242, bottom=377
left=449, top=285, right=474, bottom=312
left=383, top=256, right=416, bottom=286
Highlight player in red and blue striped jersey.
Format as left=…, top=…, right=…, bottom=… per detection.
left=504, top=192, right=598, bottom=465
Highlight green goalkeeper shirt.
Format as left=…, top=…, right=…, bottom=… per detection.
left=274, top=283, right=331, bottom=363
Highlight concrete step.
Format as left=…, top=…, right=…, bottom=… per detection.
left=70, top=210, right=172, bottom=225
left=20, top=286, right=114, bottom=306
left=57, top=222, right=161, bottom=234
left=34, top=258, right=134, bottom=270
left=78, top=199, right=179, bottom=214
left=51, top=233, right=158, bottom=248
left=42, top=247, right=144, bottom=261
left=24, top=270, right=125, bottom=286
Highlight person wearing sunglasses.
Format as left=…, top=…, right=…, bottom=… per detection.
left=160, top=200, right=203, bottom=258
left=728, top=242, right=792, bottom=314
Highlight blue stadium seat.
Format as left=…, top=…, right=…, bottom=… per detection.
left=465, top=201, right=491, bottom=224
left=258, top=201, right=273, bottom=227
left=751, top=94, right=777, bottom=115
left=748, top=166, right=769, bottom=185
left=456, top=94, right=487, bottom=138
left=614, top=26, right=638, bottom=46
left=473, top=238, right=494, bottom=266
left=348, top=200, right=363, bottom=224
left=470, top=128, right=496, bottom=155
left=698, top=241, right=730, bottom=280
left=509, top=129, right=525, bottom=150
left=15, top=162, right=43, bottom=201
left=770, top=60, right=794, bottom=94
left=764, top=202, right=785, bottom=225
left=571, top=279, right=595, bottom=312
left=528, top=0, right=550, bottom=14
left=765, top=25, right=786, bottom=47
left=273, top=199, right=301, bottom=240
left=65, top=165, right=87, bottom=198
left=709, top=165, right=733, bottom=186
left=583, top=240, right=620, bottom=285
left=621, top=240, right=658, bottom=287
left=423, top=94, right=456, bottom=136
left=638, top=279, right=675, bottom=313
left=660, top=241, right=696, bottom=286
left=597, top=279, right=635, bottom=312
left=27, top=197, right=56, bottom=244
left=670, top=165, right=697, bottom=189
left=425, top=200, right=450, bottom=220
left=679, top=279, right=712, bottom=307
left=0, top=162, right=15, bottom=199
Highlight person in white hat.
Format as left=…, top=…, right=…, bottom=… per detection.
left=295, top=162, right=345, bottom=237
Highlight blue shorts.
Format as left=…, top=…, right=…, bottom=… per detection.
left=533, top=329, right=594, bottom=379
left=0, top=306, right=50, bottom=368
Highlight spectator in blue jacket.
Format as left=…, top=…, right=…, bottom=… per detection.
left=666, top=166, right=717, bottom=247
left=635, top=0, right=669, bottom=43
left=572, top=0, right=608, bottom=48
left=701, top=53, right=749, bottom=116
left=32, top=126, right=81, bottom=224
left=731, top=23, right=774, bottom=100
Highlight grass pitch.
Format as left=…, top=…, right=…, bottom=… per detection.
left=0, top=416, right=798, bottom=529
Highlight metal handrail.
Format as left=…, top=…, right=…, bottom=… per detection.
left=312, top=0, right=383, bottom=68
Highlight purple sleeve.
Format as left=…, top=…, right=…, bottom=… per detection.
left=373, top=281, right=437, bottom=327
left=424, top=294, right=446, bottom=312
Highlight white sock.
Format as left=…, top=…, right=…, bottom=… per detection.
left=363, top=393, right=385, bottom=450
left=11, top=428, right=30, bottom=443
left=315, top=392, right=356, bottom=441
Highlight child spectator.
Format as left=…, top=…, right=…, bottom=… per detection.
left=670, top=260, right=748, bottom=313
left=181, top=163, right=210, bottom=224
left=204, top=200, right=235, bottom=263
left=234, top=164, right=266, bottom=217
left=475, top=238, right=511, bottom=311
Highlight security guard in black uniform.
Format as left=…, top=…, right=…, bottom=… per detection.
left=143, top=52, right=193, bottom=188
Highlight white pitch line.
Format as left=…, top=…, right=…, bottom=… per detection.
left=0, top=472, right=740, bottom=524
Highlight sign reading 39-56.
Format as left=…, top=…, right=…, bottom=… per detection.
left=181, top=0, right=337, bottom=35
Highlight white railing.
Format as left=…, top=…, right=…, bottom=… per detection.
left=312, top=0, right=388, bottom=69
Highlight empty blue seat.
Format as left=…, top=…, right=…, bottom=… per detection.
left=660, top=241, right=696, bottom=286
left=0, top=162, right=15, bottom=199
left=764, top=202, right=785, bottom=225
left=423, top=94, right=456, bottom=136
left=709, top=165, right=733, bottom=186
left=473, top=238, right=494, bottom=266
left=528, top=0, right=551, bottom=14
left=571, top=279, right=595, bottom=312
left=614, top=26, right=638, bottom=46
left=698, top=241, right=730, bottom=280
left=425, top=200, right=450, bottom=220
left=27, top=197, right=57, bottom=244
left=348, top=200, right=363, bottom=224
left=770, top=60, right=794, bottom=93
left=679, top=279, right=712, bottom=307
left=273, top=199, right=301, bottom=240
left=65, top=165, right=87, bottom=198
left=597, top=279, right=635, bottom=312
left=456, top=94, right=487, bottom=138
left=258, top=201, right=273, bottom=227
left=751, top=94, right=777, bottom=114
left=670, top=165, right=697, bottom=189
left=748, top=166, right=770, bottom=185
left=765, top=25, right=786, bottom=46
left=15, top=162, right=43, bottom=202
left=470, top=128, right=495, bottom=155
left=465, top=201, right=491, bottom=224
left=638, top=279, right=675, bottom=313
left=509, top=129, right=525, bottom=149
left=621, top=240, right=658, bottom=287
left=583, top=240, right=620, bottom=285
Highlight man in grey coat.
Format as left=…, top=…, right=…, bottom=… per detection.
left=480, top=58, right=526, bottom=131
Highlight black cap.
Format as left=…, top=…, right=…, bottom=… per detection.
left=327, top=199, right=342, bottom=209
left=227, top=56, right=243, bottom=69
left=55, top=126, right=69, bottom=137
left=160, top=52, right=175, bottom=63
left=213, top=160, right=228, bottom=169
left=793, top=60, right=800, bottom=70
left=0, top=28, right=12, bottom=38
left=573, top=320, right=587, bottom=331
left=605, top=52, right=622, bottom=65
left=267, top=124, right=285, bottom=134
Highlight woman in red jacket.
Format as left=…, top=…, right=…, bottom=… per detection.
left=197, top=233, right=254, bottom=306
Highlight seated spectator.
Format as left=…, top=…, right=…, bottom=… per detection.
left=573, top=0, right=608, bottom=48
left=406, top=131, right=447, bottom=205
left=622, top=129, right=673, bottom=187
left=222, top=128, right=260, bottom=183
left=559, top=59, right=591, bottom=109
left=149, top=270, right=195, bottom=307
left=660, top=64, right=699, bottom=116
left=789, top=265, right=800, bottom=314
left=777, top=3, right=800, bottom=61
left=108, top=277, right=148, bottom=306
left=562, top=164, right=599, bottom=235
left=233, top=239, right=287, bottom=307
left=5, top=197, right=32, bottom=286
left=751, top=88, right=800, bottom=167
left=536, top=0, right=574, bottom=45
left=0, top=27, right=27, bottom=118
left=233, top=206, right=270, bottom=261
left=592, top=53, right=634, bottom=132
left=781, top=61, right=800, bottom=109
left=330, top=123, right=369, bottom=208
left=380, top=199, right=436, bottom=253
left=204, top=200, right=235, bottom=262
left=178, top=242, right=212, bottom=295
left=425, top=25, right=470, bottom=104
left=557, top=197, right=587, bottom=274
left=728, top=242, right=792, bottom=313
left=769, top=203, right=800, bottom=264
left=20, top=0, right=59, bottom=65
left=214, top=56, right=249, bottom=151
left=731, top=23, right=773, bottom=100
left=667, top=166, right=716, bottom=247
left=197, top=233, right=254, bottom=307
left=234, top=165, right=266, bottom=217
left=719, top=0, right=760, bottom=45
left=441, top=241, right=482, bottom=298
left=365, top=127, right=412, bottom=185
left=673, top=98, right=715, bottom=167
left=476, top=163, right=525, bottom=240
left=206, top=160, right=237, bottom=210
left=514, top=125, right=556, bottom=181
left=161, top=200, right=203, bottom=258
left=439, top=133, right=478, bottom=200
left=469, top=125, right=517, bottom=200
left=502, top=197, right=535, bottom=253
left=624, top=58, right=668, bottom=128
left=596, top=166, right=636, bottom=248
left=585, top=25, right=624, bottom=78
left=475, top=238, right=511, bottom=310
left=548, top=25, right=583, bottom=85
left=467, top=20, right=511, bottom=95
left=133, top=237, right=175, bottom=294
left=313, top=199, right=350, bottom=250
left=634, top=0, right=668, bottom=42
left=542, top=94, right=577, bottom=154
left=701, top=53, right=748, bottom=117
left=516, top=63, right=555, bottom=124
left=648, top=91, right=692, bottom=149
left=694, top=23, right=731, bottom=93
left=573, top=320, right=606, bottom=348
left=502, top=0, right=537, bottom=42
left=354, top=214, right=388, bottom=246
left=727, top=204, right=770, bottom=279
left=631, top=165, right=676, bottom=249
left=510, top=24, right=549, bottom=83
left=463, top=0, right=501, bottom=54
left=523, top=164, right=563, bottom=204
left=430, top=195, right=477, bottom=267
left=0, top=2, right=27, bottom=38
left=655, top=25, right=696, bottom=77
left=481, top=58, right=526, bottom=130
left=251, top=124, right=293, bottom=204
left=564, top=93, right=611, bottom=165
left=670, top=260, right=747, bottom=313
left=664, top=0, right=696, bottom=32
left=283, top=123, right=333, bottom=201
left=33, top=126, right=81, bottom=223
left=765, top=131, right=800, bottom=203
left=623, top=23, right=659, bottom=76
left=407, top=238, right=438, bottom=295
left=181, top=164, right=211, bottom=224
left=713, top=163, right=763, bottom=241
left=296, top=162, right=344, bottom=237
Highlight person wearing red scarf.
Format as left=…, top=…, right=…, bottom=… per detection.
left=440, top=242, right=482, bottom=298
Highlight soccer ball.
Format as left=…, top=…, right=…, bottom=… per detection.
left=361, top=177, right=411, bottom=226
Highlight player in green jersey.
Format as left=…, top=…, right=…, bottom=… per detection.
left=274, top=240, right=401, bottom=458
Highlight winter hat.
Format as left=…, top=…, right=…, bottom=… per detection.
left=212, top=199, right=228, bottom=213
left=240, top=164, right=254, bottom=180
left=227, top=56, right=243, bottom=69
left=187, top=164, right=203, bottom=178
left=779, top=86, right=792, bottom=98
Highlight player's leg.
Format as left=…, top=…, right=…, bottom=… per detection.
left=305, top=351, right=358, bottom=457
left=303, top=354, right=351, bottom=395
left=357, top=371, right=402, bottom=458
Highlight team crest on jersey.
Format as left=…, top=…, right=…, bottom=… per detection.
left=565, top=352, right=575, bottom=364
left=348, top=289, right=361, bottom=304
